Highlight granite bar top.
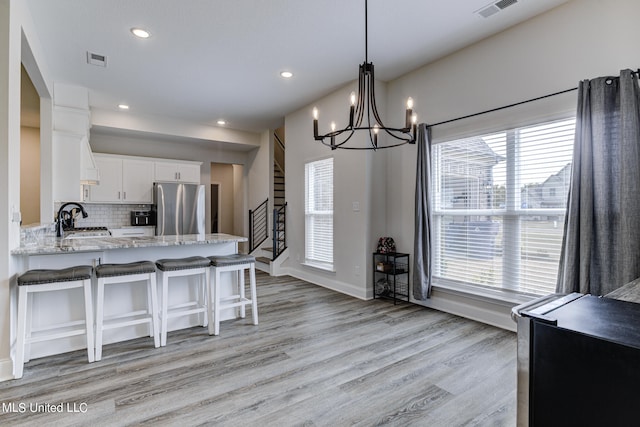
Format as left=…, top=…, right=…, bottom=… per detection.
left=11, top=233, right=247, bottom=256
left=605, top=277, right=640, bottom=304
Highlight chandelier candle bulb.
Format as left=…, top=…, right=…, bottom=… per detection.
left=405, top=98, right=414, bottom=130
left=373, top=124, right=379, bottom=148
left=331, top=122, right=336, bottom=149
left=313, top=107, right=320, bottom=140
left=412, top=114, right=418, bottom=137
left=349, top=92, right=356, bottom=127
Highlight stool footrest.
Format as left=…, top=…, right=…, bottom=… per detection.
left=102, top=313, right=154, bottom=330
left=166, top=306, right=207, bottom=319
left=30, top=318, right=87, bottom=334
left=27, top=328, right=88, bottom=344
left=103, top=309, right=151, bottom=322
left=219, top=297, right=253, bottom=309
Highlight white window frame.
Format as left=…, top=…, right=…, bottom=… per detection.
left=431, top=117, right=575, bottom=298
left=304, top=157, right=334, bottom=271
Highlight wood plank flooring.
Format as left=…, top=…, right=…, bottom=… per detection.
left=0, top=273, right=516, bottom=426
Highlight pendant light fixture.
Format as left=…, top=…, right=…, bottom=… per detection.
left=312, top=0, right=417, bottom=150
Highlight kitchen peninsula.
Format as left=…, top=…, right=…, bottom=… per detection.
left=11, top=233, right=247, bottom=360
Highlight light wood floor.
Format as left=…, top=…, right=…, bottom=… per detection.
left=0, top=273, right=516, bottom=426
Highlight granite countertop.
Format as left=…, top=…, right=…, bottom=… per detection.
left=605, top=277, right=640, bottom=304
left=11, top=233, right=247, bottom=256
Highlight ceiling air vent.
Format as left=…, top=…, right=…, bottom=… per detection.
left=478, top=5, right=500, bottom=18
left=477, top=0, right=518, bottom=18
left=495, top=0, right=518, bottom=9
left=87, top=51, right=107, bottom=67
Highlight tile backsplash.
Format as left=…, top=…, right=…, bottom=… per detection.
left=54, top=203, right=151, bottom=229
left=20, top=203, right=152, bottom=245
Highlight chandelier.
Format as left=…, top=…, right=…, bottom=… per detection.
left=312, top=0, right=417, bottom=150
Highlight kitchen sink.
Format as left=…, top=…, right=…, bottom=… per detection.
left=63, top=227, right=111, bottom=239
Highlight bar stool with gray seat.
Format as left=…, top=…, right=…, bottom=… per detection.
left=155, top=256, right=211, bottom=346
left=94, top=260, right=159, bottom=361
left=15, top=265, right=95, bottom=379
left=207, top=254, right=258, bottom=336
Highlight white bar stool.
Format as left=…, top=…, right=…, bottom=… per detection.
left=155, top=256, right=211, bottom=346
left=15, top=265, right=95, bottom=379
left=207, top=254, right=258, bottom=336
left=94, top=261, right=159, bottom=361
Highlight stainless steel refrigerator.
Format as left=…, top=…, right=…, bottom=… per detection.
left=153, top=182, right=205, bottom=236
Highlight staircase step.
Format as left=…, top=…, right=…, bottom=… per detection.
left=256, top=256, right=271, bottom=264
left=263, top=247, right=273, bottom=252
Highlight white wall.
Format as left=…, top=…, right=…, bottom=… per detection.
left=0, top=0, right=53, bottom=381
left=91, top=108, right=261, bottom=149
left=245, top=130, right=271, bottom=212
left=384, top=0, right=640, bottom=329
left=284, top=81, right=389, bottom=299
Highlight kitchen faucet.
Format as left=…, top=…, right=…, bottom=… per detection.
left=56, top=202, right=88, bottom=237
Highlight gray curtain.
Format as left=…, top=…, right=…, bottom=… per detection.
left=413, top=123, right=433, bottom=300
left=557, top=69, right=640, bottom=296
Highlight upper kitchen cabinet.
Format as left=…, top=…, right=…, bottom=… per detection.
left=154, top=160, right=201, bottom=183
left=52, top=131, right=99, bottom=202
left=51, top=83, right=100, bottom=202
left=86, top=154, right=154, bottom=203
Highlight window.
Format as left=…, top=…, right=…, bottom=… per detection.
left=305, top=157, right=334, bottom=270
left=432, top=118, right=575, bottom=296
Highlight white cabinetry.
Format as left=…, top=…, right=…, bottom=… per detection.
left=52, top=131, right=99, bottom=202
left=87, top=155, right=154, bottom=203
left=154, top=162, right=200, bottom=183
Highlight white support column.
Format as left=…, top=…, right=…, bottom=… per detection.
left=0, top=0, right=23, bottom=381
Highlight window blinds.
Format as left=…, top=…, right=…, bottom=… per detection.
left=432, top=118, right=575, bottom=295
left=305, top=158, right=334, bottom=268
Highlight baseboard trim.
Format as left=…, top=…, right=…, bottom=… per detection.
left=411, top=287, right=517, bottom=332
left=285, top=267, right=367, bottom=300
left=0, top=358, right=14, bottom=382
left=281, top=267, right=515, bottom=331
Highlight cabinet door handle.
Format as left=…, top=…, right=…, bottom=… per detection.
left=123, top=191, right=126, bottom=200
left=118, top=191, right=121, bottom=200
left=84, top=188, right=89, bottom=199
left=178, top=172, right=181, bottom=180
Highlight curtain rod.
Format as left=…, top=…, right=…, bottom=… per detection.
left=425, top=87, right=578, bottom=129
left=427, top=69, right=640, bottom=129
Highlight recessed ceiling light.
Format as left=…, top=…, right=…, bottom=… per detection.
left=217, top=120, right=226, bottom=125
left=131, top=27, right=151, bottom=38
left=280, top=71, right=293, bottom=79
left=118, top=104, right=130, bottom=110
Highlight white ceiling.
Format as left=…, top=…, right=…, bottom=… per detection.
left=25, top=0, right=569, bottom=134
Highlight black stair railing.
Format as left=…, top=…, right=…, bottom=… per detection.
left=249, top=198, right=268, bottom=253
left=272, top=202, right=287, bottom=260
